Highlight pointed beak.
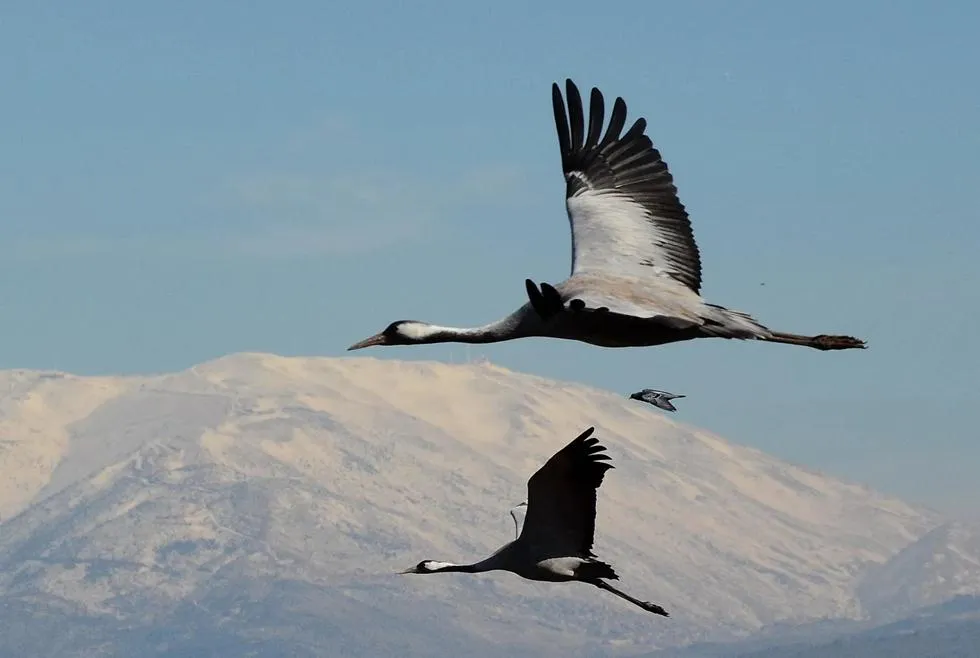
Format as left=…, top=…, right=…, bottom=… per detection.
left=397, top=567, right=418, bottom=575
left=348, top=332, right=386, bottom=351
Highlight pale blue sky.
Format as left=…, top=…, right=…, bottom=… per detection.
left=2, top=2, right=978, bottom=515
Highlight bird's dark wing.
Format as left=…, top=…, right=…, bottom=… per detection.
left=518, top=427, right=614, bottom=558
left=553, top=79, right=702, bottom=294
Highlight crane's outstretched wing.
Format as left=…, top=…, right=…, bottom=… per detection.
left=518, top=427, right=614, bottom=558
left=553, top=79, right=702, bottom=294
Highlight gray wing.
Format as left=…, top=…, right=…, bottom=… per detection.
left=518, top=427, right=614, bottom=558
left=553, top=79, right=702, bottom=294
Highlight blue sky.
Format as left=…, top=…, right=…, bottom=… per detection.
left=2, top=1, right=978, bottom=516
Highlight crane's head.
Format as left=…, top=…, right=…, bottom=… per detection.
left=398, top=560, right=455, bottom=574
left=348, top=321, right=441, bottom=350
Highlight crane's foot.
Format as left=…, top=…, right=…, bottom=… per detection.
left=766, top=331, right=867, bottom=351
left=811, top=334, right=867, bottom=350
left=642, top=601, right=670, bottom=617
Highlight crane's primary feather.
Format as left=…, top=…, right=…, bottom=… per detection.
left=553, top=79, right=702, bottom=294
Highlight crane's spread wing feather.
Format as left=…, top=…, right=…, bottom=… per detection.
left=553, top=79, right=703, bottom=294
left=518, top=427, right=614, bottom=558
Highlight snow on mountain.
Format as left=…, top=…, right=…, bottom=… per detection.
left=728, top=597, right=980, bottom=658
left=857, top=521, right=980, bottom=620
left=0, top=354, right=959, bottom=656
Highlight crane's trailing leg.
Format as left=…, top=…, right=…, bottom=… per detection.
left=590, top=579, right=670, bottom=616
left=764, top=331, right=867, bottom=351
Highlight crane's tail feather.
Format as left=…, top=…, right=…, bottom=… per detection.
left=575, top=560, right=618, bottom=581
left=702, top=304, right=772, bottom=339
left=762, top=331, right=867, bottom=351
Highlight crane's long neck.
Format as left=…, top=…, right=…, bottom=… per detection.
left=402, top=310, right=537, bottom=346
left=426, top=561, right=486, bottom=574
left=413, top=323, right=511, bottom=345
left=424, top=544, right=514, bottom=575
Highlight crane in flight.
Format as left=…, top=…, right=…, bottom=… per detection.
left=399, top=427, right=670, bottom=617
left=349, top=79, right=866, bottom=355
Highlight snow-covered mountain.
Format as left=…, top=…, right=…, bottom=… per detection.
left=729, top=597, right=980, bottom=658
left=857, top=521, right=980, bottom=620
left=0, top=353, right=972, bottom=656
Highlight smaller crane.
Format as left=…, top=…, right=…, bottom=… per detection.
left=399, top=427, right=669, bottom=616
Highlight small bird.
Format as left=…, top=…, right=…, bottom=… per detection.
left=399, top=427, right=669, bottom=617
left=629, top=389, right=685, bottom=413
left=348, top=79, right=866, bottom=355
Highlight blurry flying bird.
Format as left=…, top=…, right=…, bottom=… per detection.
left=629, top=389, right=685, bottom=413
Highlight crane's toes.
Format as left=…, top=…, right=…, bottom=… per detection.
left=812, top=334, right=867, bottom=351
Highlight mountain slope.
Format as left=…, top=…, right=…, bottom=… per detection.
left=0, top=354, right=952, bottom=656
left=857, top=521, right=980, bottom=620
left=734, top=597, right=980, bottom=658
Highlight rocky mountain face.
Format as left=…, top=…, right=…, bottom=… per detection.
left=0, top=354, right=974, bottom=657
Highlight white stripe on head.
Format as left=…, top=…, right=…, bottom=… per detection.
left=396, top=322, right=446, bottom=340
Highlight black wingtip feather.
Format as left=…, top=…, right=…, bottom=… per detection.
left=552, top=84, right=570, bottom=169
left=565, top=429, right=616, bottom=487
left=550, top=79, right=703, bottom=294
left=620, top=117, right=647, bottom=143
left=566, top=80, right=585, bottom=154
left=597, top=97, right=628, bottom=152
left=586, top=88, right=605, bottom=149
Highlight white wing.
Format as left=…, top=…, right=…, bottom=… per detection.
left=552, top=79, right=703, bottom=294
